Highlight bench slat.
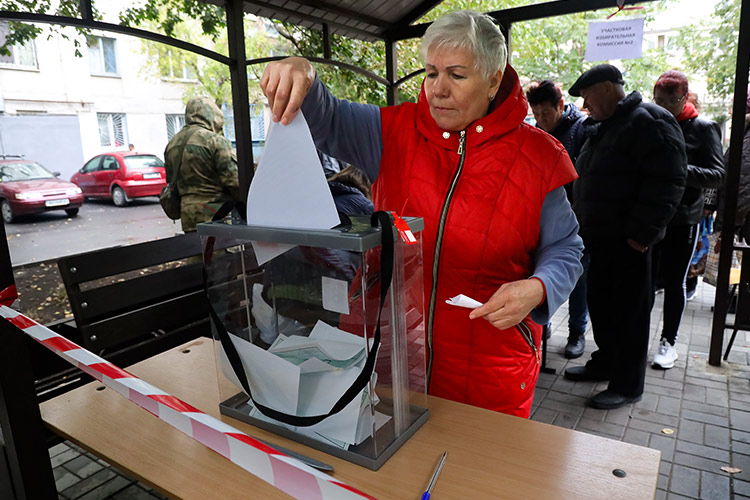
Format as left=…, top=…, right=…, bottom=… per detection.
left=72, top=264, right=205, bottom=321
left=78, top=291, right=209, bottom=351
left=58, top=233, right=202, bottom=285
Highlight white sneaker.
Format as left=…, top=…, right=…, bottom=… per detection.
left=652, top=339, right=678, bottom=369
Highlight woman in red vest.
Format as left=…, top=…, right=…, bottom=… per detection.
left=261, top=10, right=583, bottom=418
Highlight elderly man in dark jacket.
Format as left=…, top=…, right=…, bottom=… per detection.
left=564, top=65, right=687, bottom=410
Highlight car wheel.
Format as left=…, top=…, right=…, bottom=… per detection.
left=65, top=208, right=79, bottom=217
left=112, top=186, right=128, bottom=207
left=1, top=200, right=14, bottom=224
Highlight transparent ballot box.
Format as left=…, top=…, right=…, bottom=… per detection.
left=197, top=215, right=428, bottom=470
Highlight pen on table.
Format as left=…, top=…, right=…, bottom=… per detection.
left=420, top=451, right=447, bottom=500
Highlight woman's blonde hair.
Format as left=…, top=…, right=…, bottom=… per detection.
left=420, top=10, right=507, bottom=79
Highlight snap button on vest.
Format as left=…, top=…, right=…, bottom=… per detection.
left=442, top=132, right=450, bottom=139
left=476, top=125, right=484, bottom=133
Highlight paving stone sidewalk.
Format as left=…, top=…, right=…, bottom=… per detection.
left=49, top=279, right=748, bottom=499
left=533, top=280, right=750, bottom=500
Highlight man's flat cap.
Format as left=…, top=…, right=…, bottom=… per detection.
left=569, top=64, right=624, bottom=96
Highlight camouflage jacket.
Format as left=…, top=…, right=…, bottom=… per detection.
left=164, top=97, right=241, bottom=231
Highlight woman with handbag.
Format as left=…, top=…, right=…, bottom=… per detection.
left=651, top=70, right=726, bottom=369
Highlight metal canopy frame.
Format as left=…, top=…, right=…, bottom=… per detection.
left=0, top=4, right=746, bottom=354
left=0, top=2, right=746, bottom=346
left=1, top=0, right=750, bottom=497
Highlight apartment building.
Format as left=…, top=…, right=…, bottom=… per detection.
left=0, top=21, right=194, bottom=179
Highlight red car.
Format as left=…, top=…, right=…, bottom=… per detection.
left=0, top=157, right=84, bottom=224
left=71, top=152, right=166, bottom=207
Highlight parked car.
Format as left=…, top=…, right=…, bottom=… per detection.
left=70, top=152, right=166, bottom=207
left=0, top=156, right=84, bottom=224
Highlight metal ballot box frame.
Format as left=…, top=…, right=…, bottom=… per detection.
left=197, top=216, right=428, bottom=470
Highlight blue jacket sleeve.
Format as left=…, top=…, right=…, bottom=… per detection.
left=530, top=187, right=584, bottom=325
left=300, top=77, right=383, bottom=182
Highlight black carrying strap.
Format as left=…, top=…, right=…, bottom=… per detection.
left=207, top=211, right=396, bottom=427
left=213, top=200, right=246, bottom=222
left=171, top=127, right=201, bottom=183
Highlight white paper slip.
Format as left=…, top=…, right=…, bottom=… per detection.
left=445, top=294, right=483, bottom=309
left=246, top=111, right=341, bottom=265
left=219, top=333, right=301, bottom=415
left=246, top=111, right=340, bottom=230
left=321, top=276, right=350, bottom=315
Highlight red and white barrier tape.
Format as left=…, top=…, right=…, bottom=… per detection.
left=0, top=306, right=376, bottom=500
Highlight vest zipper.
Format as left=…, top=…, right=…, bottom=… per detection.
left=516, top=321, right=540, bottom=365
left=426, top=130, right=466, bottom=390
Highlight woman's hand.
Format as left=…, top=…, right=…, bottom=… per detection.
left=468, top=279, right=545, bottom=331
left=260, top=57, right=316, bottom=125
left=715, top=231, right=722, bottom=254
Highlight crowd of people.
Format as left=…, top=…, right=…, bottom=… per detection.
left=170, top=9, right=744, bottom=417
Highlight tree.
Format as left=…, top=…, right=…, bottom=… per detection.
left=138, top=16, right=282, bottom=107
left=0, top=0, right=100, bottom=57
left=1, top=0, right=676, bottom=104
left=271, top=22, right=391, bottom=106
left=673, top=0, right=740, bottom=102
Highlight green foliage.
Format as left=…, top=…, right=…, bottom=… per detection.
left=0, top=0, right=691, bottom=107
left=300, top=0, right=674, bottom=104
left=673, top=0, right=740, bottom=101
left=138, top=16, right=281, bottom=106
left=508, top=2, right=670, bottom=98
left=0, top=0, right=97, bottom=57
left=119, top=0, right=224, bottom=41
left=271, top=22, right=389, bottom=105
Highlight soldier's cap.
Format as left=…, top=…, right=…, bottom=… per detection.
left=569, top=64, right=624, bottom=97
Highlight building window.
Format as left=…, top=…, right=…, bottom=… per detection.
left=160, top=49, right=197, bottom=80
left=0, top=22, right=38, bottom=68
left=88, top=36, right=118, bottom=75
left=97, top=113, right=128, bottom=147
left=166, top=113, right=186, bottom=140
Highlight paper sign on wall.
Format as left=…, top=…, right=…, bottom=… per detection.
left=586, top=17, right=644, bottom=62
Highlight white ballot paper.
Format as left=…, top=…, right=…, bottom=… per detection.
left=222, top=320, right=388, bottom=450
left=246, top=112, right=340, bottom=265
left=219, top=333, right=300, bottom=415
left=446, top=294, right=483, bottom=309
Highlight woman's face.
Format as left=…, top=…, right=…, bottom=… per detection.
left=424, top=45, right=502, bottom=132
left=654, top=88, right=687, bottom=118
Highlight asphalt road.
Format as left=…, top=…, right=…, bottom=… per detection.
left=5, top=197, right=181, bottom=266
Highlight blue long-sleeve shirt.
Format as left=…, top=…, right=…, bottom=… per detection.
left=301, top=78, right=583, bottom=324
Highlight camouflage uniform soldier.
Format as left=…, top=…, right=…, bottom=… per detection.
left=164, top=97, right=241, bottom=232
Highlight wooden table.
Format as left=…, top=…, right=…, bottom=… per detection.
left=40, top=339, right=660, bottom=499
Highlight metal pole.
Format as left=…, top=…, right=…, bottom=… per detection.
left=322, top=23, right=332, bottom=60
left=79, top=0, right=93, bottom=21
left=709, top=0, right=750, bottom=366
left=225, top=0, right=254, bottom=202
left=385, top=41, right=398, bottom=106
left=0, top=318, right=57, bottom=499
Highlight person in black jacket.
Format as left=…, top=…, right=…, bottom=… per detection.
left=563, top=65, right=687, bottom=410
left=527, top=80, right=593, bottom=359
left=650, top=70, right=725, bottom=370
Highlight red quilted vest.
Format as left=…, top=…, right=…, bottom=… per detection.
left=374, top=66, right=577, bottom=417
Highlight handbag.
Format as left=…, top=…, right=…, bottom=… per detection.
left=704, top=233, right=741, bottom=287
left=160, top=128, right=200, bottom=220
left=159, top=182, right=181, bottom=220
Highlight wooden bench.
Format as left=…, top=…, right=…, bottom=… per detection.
left=35, top=233, right=210, bottom=400
left=0, top=231, right=211, bottom=498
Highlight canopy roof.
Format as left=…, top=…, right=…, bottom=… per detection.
left=235, top=0, right=441, bottom=41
